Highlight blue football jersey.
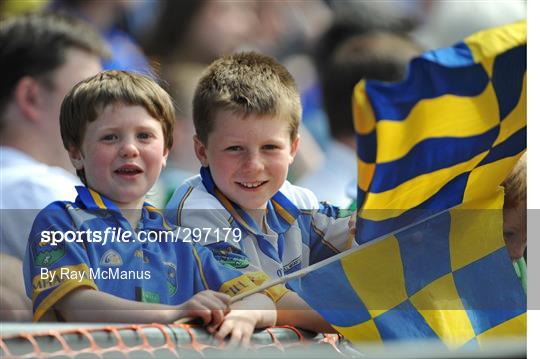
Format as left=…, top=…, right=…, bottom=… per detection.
left=24, top=186, right=260, bottom=321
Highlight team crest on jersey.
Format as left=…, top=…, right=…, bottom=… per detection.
left=34, top=242, right=65, bottom=267
left=163, top=261, right=177, bottom=296
left=100, top=249, right=123, bottom=266
left=283, top=255, right=302, bottom=274
left=209, top=243, right=249, bottom=269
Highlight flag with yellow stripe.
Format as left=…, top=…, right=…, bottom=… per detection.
left=289, top=21, right=526, bottom=347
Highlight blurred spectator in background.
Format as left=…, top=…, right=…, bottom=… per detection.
left=314, top=0, right=423, bottom=81
left=0, top=13, right=108, bottom=320
left=292, top=0, right=425, bottom=185
left=140, top=0, right=330, bottom=64
left=142, top=1, right=257, bottom=64
left=149, top=63, right=203, bottom=206
left=298, top=31, right=422, bottom=207
left=48, top=0, right=152, bottom=75
left=412, top=0, right=526, bottom=49
left=147, top=1, right=333, bottom=188
left=326, top=0, right=422, bottom=34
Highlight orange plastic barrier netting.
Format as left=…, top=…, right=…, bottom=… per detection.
left=0, top=324, right=359, bottom=358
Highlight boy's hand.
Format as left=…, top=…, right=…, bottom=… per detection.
left=348, top=210, right=357, bottom=235
left=178, top=290, right=231, bottom=328
left=211, top=293, right=276, bottom=347
left=212, top=309, right=260, bottom=347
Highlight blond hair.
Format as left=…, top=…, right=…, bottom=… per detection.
left=503, top=152, right=526, bottom=208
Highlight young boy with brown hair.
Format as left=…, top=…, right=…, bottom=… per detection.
left=166, top=52, right=355, bottom=332
left=24, top=70, right=276, bottom=345
left=502, top=153, right=526, bottom=262
left=502, top=153, right=527, bottom=291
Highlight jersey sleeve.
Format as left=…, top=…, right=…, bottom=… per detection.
left=23, top=202, right=97, bottom=321
left=164, top=183, right=192, bottom=226
left=191, top=243, right=288, bottom=303
left=308, top=202, right=358, bottom=264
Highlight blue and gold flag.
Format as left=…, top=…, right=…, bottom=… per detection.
left=290, top=21, right=526, bottom=347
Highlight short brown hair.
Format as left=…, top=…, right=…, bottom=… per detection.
left=503, top=152, right=527, bottom=209
left=193, top=52, right=301, bottom=145
left=60, top=70, right=175, bottom=181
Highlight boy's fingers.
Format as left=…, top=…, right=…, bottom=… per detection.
left=241, top=332, right=252, bottom=348
left=207, top=323, right=217, bottom=333
left=214, top=320, right=232, bottom=341
left=209, top=309, right=225, bottom=329
left=242, top=325, right=254, bottom=347
left=227, top=328, right=244, bottom=348
left=191, top=308, right=212, bottom=325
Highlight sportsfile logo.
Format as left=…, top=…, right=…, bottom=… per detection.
left=39, top=227, right=243, bottom=246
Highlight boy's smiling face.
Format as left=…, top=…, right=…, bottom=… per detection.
left=69, top=104, right=168, bottom=209
left=195, top=111, right=299, bottom=210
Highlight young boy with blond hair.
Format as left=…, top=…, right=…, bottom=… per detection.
left=24, top=70, right=276, bottom=345
left=166, top=52, right=355, bottom=332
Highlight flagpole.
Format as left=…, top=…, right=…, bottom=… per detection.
left=230, top=206, right=455, bottom=303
